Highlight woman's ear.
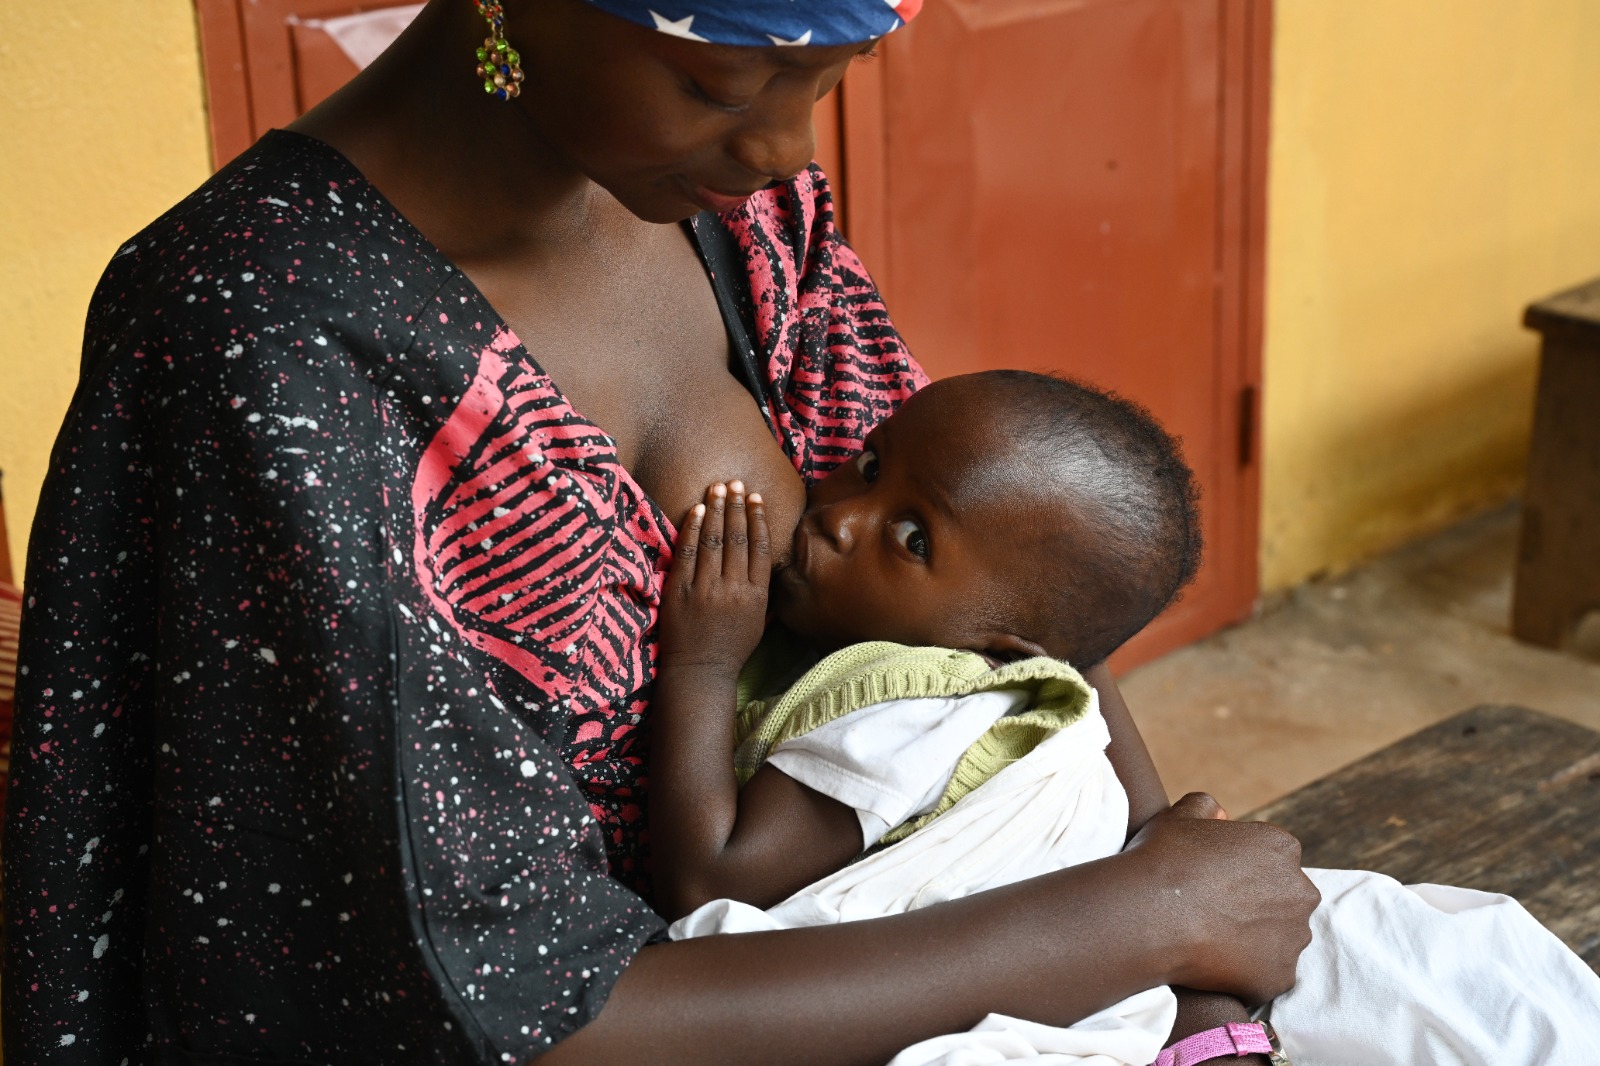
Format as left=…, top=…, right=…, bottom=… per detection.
left=984, top=633, right=1051, bottom=663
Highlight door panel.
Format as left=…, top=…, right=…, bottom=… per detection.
left=843, top=0, right=1268, bottom=670
left=197, top=0, right=423, bottom=167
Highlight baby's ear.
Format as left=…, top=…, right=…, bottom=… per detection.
left=984, top=633, right=1050, bottom=663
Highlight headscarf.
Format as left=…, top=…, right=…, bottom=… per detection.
left=581, top=0, right=923, bottom=47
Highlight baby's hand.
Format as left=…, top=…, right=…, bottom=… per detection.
left=659, top=481, right=772, bottom=678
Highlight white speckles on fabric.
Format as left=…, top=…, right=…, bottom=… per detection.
left=2, top=129, right=922, bottom=1063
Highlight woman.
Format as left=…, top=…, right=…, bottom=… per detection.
left=2, top=1, right=1317, bottom=1062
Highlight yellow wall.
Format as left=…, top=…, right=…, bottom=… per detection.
left=0, top=2, right=211, bottom=580
left=1262, top=0, right=1600, bottom=589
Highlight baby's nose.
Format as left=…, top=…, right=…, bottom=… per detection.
left=813, top=499, right=859, bottom=551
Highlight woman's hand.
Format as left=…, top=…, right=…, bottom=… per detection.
left=1124, top=792, right=1320, bottom=1004
left=659, top=480, right=773, bottom=679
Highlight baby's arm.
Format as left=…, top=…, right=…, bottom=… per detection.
left=650, top=481, right=862, bottom=921
left=1087, top=665, right=1274, bottom=1065
left=1084, top=663, right=1172, bottom=839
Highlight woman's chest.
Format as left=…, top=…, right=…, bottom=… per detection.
left=472, top=225, right=808, bottom=557
left=638, top=354, right=804, bottom=507
left=551, top=327, right=807, bottom=566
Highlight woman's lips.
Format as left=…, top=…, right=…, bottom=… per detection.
left=688, top=183, right=757, bottom=214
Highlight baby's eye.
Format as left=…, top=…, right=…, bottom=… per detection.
left=890, top=519, right=929, bottom=560
left=855, top=449, right=880, bottom=484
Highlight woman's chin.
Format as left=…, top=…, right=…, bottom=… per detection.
left=605, top=177, right=714, bottom=226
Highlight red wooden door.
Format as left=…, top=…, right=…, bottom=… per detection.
left=839, top=0, right=1270, bottom=670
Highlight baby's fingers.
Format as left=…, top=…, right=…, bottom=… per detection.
left=699, top=482, right=727, bottom=574
left=747, top=493, right=772, bottom=585
left=724, top=481, right=749, bottom=580
left=674, top=502, right=706, bottom=584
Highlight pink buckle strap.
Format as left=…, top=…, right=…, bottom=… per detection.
left=1152, top=1021, right=1274, bottom=1066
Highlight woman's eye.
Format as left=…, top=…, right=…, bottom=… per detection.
left=855, top=449, right=880, bottom=483
left=687, top=79, right=750, bottom=113
left=890, top=519, right=929, bottom=560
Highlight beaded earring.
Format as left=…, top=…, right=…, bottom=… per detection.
left=473, top=1, right=524, bottom=100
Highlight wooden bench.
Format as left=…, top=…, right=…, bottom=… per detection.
left=1248, top=704, right=1600, bottom=971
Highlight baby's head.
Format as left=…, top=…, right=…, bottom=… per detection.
left=773, top=371, right=1201, bottom=667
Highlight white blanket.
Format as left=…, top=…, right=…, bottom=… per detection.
left=670, top=702, right=1600, bottom=1065
left=1269, top=868, right=1600, bottom=1066
left=671, top=705, right=1174, bottom=1064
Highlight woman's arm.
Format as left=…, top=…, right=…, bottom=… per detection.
left=547, top=793, right=1317, bottom=1066
left=651, top=482, right=863, bottom=919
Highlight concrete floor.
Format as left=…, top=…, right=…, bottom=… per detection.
left=1122, top=505, right=1600, bottom=817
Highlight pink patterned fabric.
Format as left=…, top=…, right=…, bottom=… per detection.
left=412, top=332, right=666, bottom=711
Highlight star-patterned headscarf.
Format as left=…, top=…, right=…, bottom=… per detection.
left=582, top=0, right=922, bottom=47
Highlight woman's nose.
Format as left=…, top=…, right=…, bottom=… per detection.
left=728, top=90, right=817, bottom=182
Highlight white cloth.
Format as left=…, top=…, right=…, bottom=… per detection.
left=1270, top=868, right=1600, bottom=1066
left=767, top=688, right=1030, bottom=847
left=885, top=994, right=1179, bottom=1066
left=671, top=691, right=1600, bottom=1065
left=672, top=694, right=1177, bottom=1065
left=672, top=693, right=1132, bottom=932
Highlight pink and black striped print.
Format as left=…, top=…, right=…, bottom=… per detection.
left=410, top=165, right=926, bottom=885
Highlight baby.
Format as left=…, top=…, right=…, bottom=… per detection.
left=651, top=369, right=1197, bottom=911
left=650, top=370, right=1600, bottom=1066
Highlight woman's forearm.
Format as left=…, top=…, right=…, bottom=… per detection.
left=546, top=801, right=1318, bottom=1065
left=547, top=853, right=1177, bottom=1066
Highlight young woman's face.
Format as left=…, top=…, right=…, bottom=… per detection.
left=517, top=0, right=874, bottom=222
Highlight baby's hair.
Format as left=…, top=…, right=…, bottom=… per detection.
left=977, top=370, right=1203, bottom=666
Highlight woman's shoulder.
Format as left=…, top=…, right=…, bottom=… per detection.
left=113, top=130, right=434, bottom=271
left=83, top=131, right=448, bottom=381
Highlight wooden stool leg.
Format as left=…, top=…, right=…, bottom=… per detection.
left=1513, top=336, right=1600, bottom=648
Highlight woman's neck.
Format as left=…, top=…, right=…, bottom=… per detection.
left=291, top=0, right=647, bottom=268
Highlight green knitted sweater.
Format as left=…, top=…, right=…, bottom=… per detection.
left=732, top=635, right=1093, bottom=844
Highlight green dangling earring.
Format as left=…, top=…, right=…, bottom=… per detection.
left=473, top=1, right=524, bottom=100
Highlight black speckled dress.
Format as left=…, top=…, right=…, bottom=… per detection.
left=2, top=130, right=924, bottom=1064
